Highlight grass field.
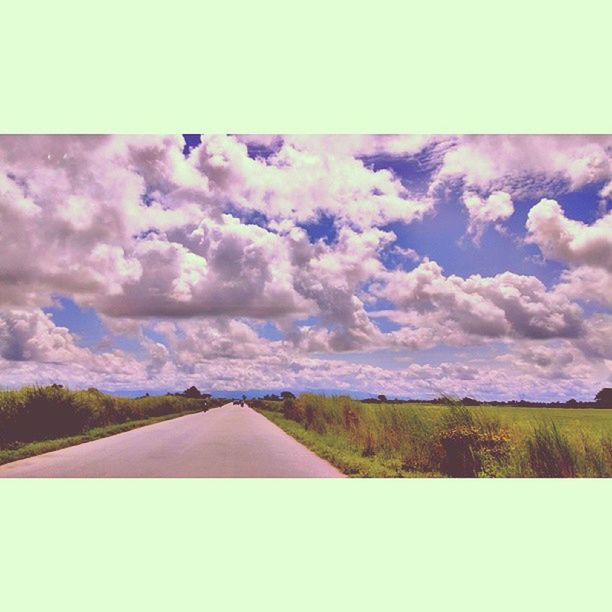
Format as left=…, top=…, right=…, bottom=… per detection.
left=256, top=395, right=612, bottom=478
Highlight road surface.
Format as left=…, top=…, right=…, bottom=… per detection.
left=0, top=403, right=344, bottom=478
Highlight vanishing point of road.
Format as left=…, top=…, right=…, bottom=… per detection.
left=0, top=403, right=344, bottom=478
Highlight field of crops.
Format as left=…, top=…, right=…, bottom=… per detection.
left=258, top=395, right=612, bottom=477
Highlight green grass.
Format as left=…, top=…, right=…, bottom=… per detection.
left=0, top=410, right=199, bottom=466
left=258, top=394, right=612, bottom=478
left=423, top=404, right=612, bottom=436
left=0, top=385, right=224, bottom=462
left=261, top=410, right=431, bottom=477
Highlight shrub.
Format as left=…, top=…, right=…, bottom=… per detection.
left=0, top=385, right=209, bottom=448
left=282, top=397, right=304, bottom=422
left=5, top=385, right=93, bottom=442
left=436, top=406, right=511, bottom=477
left=343, top=406, right=359, bottom=431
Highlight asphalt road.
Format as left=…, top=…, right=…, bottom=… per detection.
left=0, top=403, right=344, bottom=478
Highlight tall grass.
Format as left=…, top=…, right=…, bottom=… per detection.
left=0, top=385, right=210, bottom=448
left=281, top=394, right=435, bottom=469
left=525, top=422, right=577, bottom=477
left=265, top=393, right=612, bottom=477
left=524, top=424, right=612, bottom=477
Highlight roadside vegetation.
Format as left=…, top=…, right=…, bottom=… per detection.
left=0, top=411, right=199, bottom=466
left=255, top=394, right=612, bottom=477
left=0, top=384, right=223, bottom=465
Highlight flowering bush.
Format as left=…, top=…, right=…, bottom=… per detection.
left=436, top=406, right=511, bottom=477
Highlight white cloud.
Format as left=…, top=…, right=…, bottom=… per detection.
left=575, top=315, right=612, bottom=360
left=154, top=318, right=275, bottom=366
left=555, top=266, right=612, bottom=306
left=286, top=226, right=393, bottom=351
left=236, top=134, right=443, bottom=158
left=192, top=135, right=432, bottom=229
left=526, top=198, right=612, bottom=271
left=372, top=258, right=584, bottom=343
left=1, top=134, right=610, bottom=400
left=0, top=308, right=607, bottom=402
left=431, top=135, right=612, bottom=198
left=0, top=309, right=84, bottom=363
left=91, top=216, right=309, bottom=320
left=462, top=190, right=514, bottom=243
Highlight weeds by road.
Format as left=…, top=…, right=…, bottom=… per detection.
left=0, top=411, right=199, bottom=466
left=256, top=394, right=612, bottom=477
left=0, top=385, right=220, bottom=464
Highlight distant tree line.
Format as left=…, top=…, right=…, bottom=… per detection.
left=154, top=386, right=612, bottom=409
left=360, top=388, right=612, bottom=409
left=164, top=388, right=298, bottom=403
left=160, top=386, right=216, bottom=405
left=256, top=391, right=295, bottom=402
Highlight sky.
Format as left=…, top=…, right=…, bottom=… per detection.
left=0, top=134, right=610, bottom=400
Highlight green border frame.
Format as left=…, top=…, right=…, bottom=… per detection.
left=1, top=3, right=610, bottom=609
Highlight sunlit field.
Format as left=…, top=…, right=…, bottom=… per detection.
left=256, top=395, right=612, bottom=477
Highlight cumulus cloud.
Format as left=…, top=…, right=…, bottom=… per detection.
left=286, top=226, right=393, bottom=351
left=555, top=266, right=612, bottom=306
left=495, top=333, right=612, bottom=394
left=0, top=134, right=430, bottom=316
left=0, top=310, right=84, bottom=363
left=526, top=198, right=612, bottom=271
left=154, top=318, right=275, bottom=367
left=91, top=217, right=309, bottom=320
left=462, top=190, right=514, bottom=243
left=0, top=308, right=155, bottom=387
left=0, top=136, right=168, bottom=307
left=575, top=314, right=612, bottom=361
left=599, top=180, right=612, bottom=206
left=192, top=135, right=432, bottom=229
left=431, top=135, right=612, bottom=198
left=236, top=134, right=444, bottom=158
left=1, top=134, right=609, bottom=400
left=372, top=258, right=584, bottom=344
left=525, top=198, right=612, bottom=307
left=0, top=308, right=607, bottom=402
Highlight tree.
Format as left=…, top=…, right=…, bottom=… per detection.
left=281, top=391, right=296, bottom=400
left=595, top=388, right=612, bottom=406
left=183, top=386, right=202, bottom=398
left=377, top=394, right=387, bottom=402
